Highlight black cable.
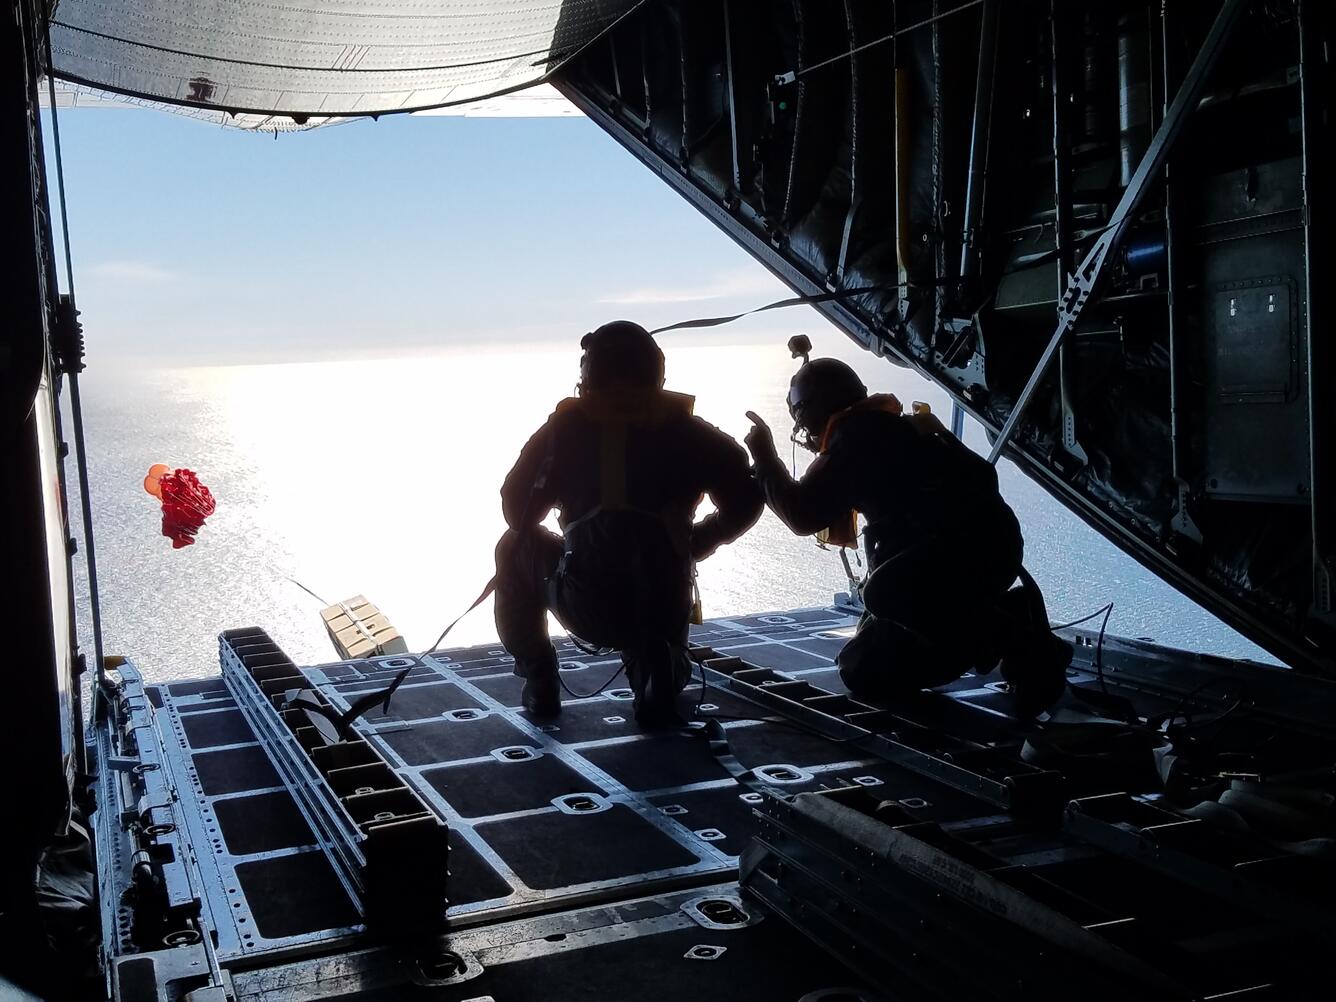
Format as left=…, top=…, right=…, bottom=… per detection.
left=1049, top=603, right=1114, bottom=632
left=1094, top=602, right=1114, bottom=693
left=1155, top=679, right=1252, bottom=736
left=557, top=662, right=627, bottom=700
left=272, top=566, right=331, bottom=607
left=1046, top=601, right=1115, bottom=692
left=774, top=0, right=987, bottom=85
left=45, top=25, right=107, bottom=690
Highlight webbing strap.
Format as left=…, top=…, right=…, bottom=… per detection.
left=428, top=575, right=497, bottom=652
left=649, top=285, right=884, bottom=335
left=286, top=663, right=414, bottom=740
left=700, top=718, right=774, bottom=796
left=646, top=221, right=1116, bottom=338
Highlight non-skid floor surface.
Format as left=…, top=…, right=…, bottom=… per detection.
left=191, top=745, right=279, bottom=796
left=234, top=850, right=359, bottom=940
left=214, top=790, right=314, bottom=856
left=422, top=754, right=603, bottom=818
left=476, top=805, right=702, bottom=889
left=150, top=604, right=1065, bottom=960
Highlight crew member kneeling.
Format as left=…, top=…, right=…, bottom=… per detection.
left=495, top=322, right=762, bottom=726
left=744, top=353, right=1071, bottom=717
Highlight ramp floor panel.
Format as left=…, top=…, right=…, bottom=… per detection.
left=147, top=604, right=1083, bottom=962
left=118, top=605, right=1336, bottom=996
left=234, top=851, right=360, bottom=940
left=191, top=745, right=281, bottom=797
left=422, top=755, right=603, bottom=818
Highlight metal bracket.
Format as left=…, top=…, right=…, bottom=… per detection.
left=988, top=0, right=1248, bottom=465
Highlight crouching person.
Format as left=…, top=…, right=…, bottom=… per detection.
left=744, top=354, right=1070, bottom=717
left=495, top=321, right=762, bottom=726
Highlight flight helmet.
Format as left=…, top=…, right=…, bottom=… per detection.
left=788, top=357, right=868, bottom=451
left=579, top=320, right=666, bottom=393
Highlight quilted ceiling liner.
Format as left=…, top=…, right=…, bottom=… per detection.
left=47, top=1, right=642, bottom=122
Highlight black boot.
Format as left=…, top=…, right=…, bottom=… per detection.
left=627, top=642, right=685, bottom=730
left=999, top=569, right=1072, bottom=719
left=518, top=652, right=562, bottom=717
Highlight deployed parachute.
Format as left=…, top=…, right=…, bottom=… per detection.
left=144, top=464, right=216, bottom=548
left=47, top=1, right=644, bottom=130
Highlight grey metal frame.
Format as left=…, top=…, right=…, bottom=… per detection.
left=553, top=0, right=1325, bottom=677
left=985, top=0, right=1248, bottom=464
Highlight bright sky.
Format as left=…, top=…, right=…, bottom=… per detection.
left=50, top=102, right=793, bottom=365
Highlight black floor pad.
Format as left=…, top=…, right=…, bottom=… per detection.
left=722, top=722, right=870, bottom=769
left=378, top=713, right=537, bottom=766
left=182, top=709, right=255, bottom=749
left=167, top=678, right=229, bottom=699
left=178, top=696, right=238, bottom=714
left=649, top=786, right=765, bottom=857
left=355, top=683, right=485, bottom=722
left=477, top=805, right=700, bottom=889
left=214, top=791, right=315, bottom=855
left=447, top=836, right=514, bottom=906
left=331, top=669, right=436, bottom=693
left=423, top=753, right=603, bottom=819
left=192, top=746, right=280, bottom=796
left=729, top=643, right=831, bottom=673
left=465, top=673, right=528, bottom=706
left=786, top=637, right=848, bottom=660
left=388, top=919, right=867, bottom=1002
left=678, top=682, right=770, bottom=719
left=518, top=699, right=640, bottom=743
left=235, top=851, right=359, bottom=940
left=580, top=734, right=732, bottom=792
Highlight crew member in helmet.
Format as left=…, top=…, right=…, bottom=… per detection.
left=495, top=321, right=763, bottom=725
left=743, top=344, right=1070, bottom=716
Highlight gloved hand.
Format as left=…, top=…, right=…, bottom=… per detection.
left=744, top=411, right=778, bottom=466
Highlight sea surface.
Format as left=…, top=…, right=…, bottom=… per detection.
left=68, top=336, right=1277, bottom=683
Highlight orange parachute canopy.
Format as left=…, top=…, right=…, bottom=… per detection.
left=143, top=463, right=170, bottom=499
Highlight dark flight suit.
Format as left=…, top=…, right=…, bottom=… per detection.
left=495, top=389, right=762, bottom=699
left=752, top=402, right=1024, bottom=699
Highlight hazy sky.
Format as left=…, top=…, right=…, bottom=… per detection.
left=48, top=103, right=794, bottom=365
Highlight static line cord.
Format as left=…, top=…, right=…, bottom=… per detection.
left=270, top=559, right=626, bottom=698
left=558, top=662, right=626, bottom=700
left=271, top=566, right=331, bottom=607
left=1047, top=601, right=1115, bottom=692
left=45, top=26, right=108, bottom=692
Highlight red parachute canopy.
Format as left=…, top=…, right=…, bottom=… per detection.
left=144, top=465, right=216, bottom=548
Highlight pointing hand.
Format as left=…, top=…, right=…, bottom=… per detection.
left=744, top=411, right=777, bottom=462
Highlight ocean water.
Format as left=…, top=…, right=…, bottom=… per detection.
left=67, top=335, right=1277, bottom=683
